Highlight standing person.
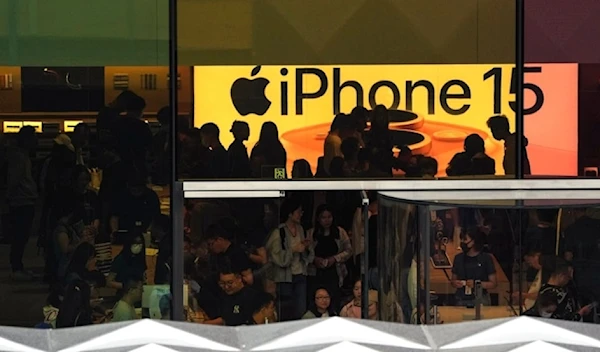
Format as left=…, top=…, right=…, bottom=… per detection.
left=200, top=123, right=229, bottom=178
left=228, top=120, right=251, bottom=178
left=451, top=227, right=497, bottom=306
left=250, top=122, right=287, bottom=178
left=7, top=126, right=38, bottom=281
left=306, top=204, right=352, bottom=310
left=487, top=114, right=531, bottom=176
left=323, top=114, right=346, bottom=175
left=266, top=198, right=314, bottom=321
left=114, top=94, right=152, bottom=175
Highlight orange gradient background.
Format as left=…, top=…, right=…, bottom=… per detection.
left=194, top=64, right=578, bottom=177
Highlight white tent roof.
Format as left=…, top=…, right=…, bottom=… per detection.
left=2, top=317, right=600, bottom=352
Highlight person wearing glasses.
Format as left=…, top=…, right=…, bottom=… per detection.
left=204, top=268, right=258, bottom=326
left=302, top=288, right=338, bottom=319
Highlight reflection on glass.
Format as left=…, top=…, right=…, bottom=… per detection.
left=177, top=0, right=517, bottom=180
left=377, top=197, right=416, bottom=323
left=0, top=64, right=173, bottom=327
left=379, top=193, right=600, bottom=324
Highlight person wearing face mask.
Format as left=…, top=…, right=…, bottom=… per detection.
left=107, top=235, right=147, bottom=292
left=451, top=227, right=497, bottom=306
left=537, top=259, right=593, bottom=321
left=523, top=289, right=559, bottom=318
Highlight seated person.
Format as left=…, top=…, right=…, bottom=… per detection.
left=512, top=251, right=553, bottom=310
left=112, top=278, right=143, bottom=322
left=56, top=279, right=93, bottom=328
left=451, top=227, right=497, bottom=306
left=109, top=172, right=160, bottom=236
left=302, top=288, right=338, bottom=319
left=538, top=259, right=593, bottom=321
left=206, top=269, right=259, bottom=326
left=53, top=207, right=86, bottom=281
left=246, top=292, right=276, bottom=325
left=446, top=134, right=495, bottom=176
left=206, top=224, right=254, bottom=286
left=183, top=254, right=217, bottom=323
left=523, top=289, right=559, bottom=319
left=107, top=235, right=147, bottom=292
left=64, top=242, right=106, bottom=288
left=340, top=278, right=378, bottom=320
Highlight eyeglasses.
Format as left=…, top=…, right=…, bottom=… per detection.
left=219, top=280, right=236, bottom=287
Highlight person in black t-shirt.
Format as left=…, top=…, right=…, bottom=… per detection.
left=446, top=134, right=495, bottom=177
left=536, top=259, right=592, bottom=321
left=228, top=121, right=251, bottom=178
left=451, top=227, right=497, bottom=306
left=206, top=224, right=254, bottom=286
left=209, top=269, right=259, bottom=326
left=524, top=209, right=558, bottom=258
left=245, top=291, right=276, bottom=325
left=200, top=123, right=230, bottom=178
left=523, top=289, right=559, bottom=319
left=109, top=172, right=160, bottom=237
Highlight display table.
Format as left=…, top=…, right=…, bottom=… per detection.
left=437, top=305, right=517, bottom=324
left=429, top=243, right=510, bottom=296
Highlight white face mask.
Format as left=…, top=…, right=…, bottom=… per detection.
left=131, top=244, right=143, bottom=255
left=540, top=311, right=553, bottom=318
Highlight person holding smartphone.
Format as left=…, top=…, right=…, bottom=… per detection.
left=451, top=227, right=497, bottom=306
left=266, top=198, right=314, bottom=320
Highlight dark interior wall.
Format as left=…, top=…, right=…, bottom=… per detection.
left=525, top=0, right=600, bottom=175
left=524, top=0, right=600, bottom=64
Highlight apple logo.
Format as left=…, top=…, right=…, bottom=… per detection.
left=230, top=65, right=271, bottom=116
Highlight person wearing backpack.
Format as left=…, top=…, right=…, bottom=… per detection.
left=266, top=198, right=314, bottom=321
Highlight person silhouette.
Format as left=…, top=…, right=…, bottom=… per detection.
left=447, top=134, right=495, bottom=177
left=486, top=115, right=530, bottom=176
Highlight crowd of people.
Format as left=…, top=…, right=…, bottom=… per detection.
left=4, top=86, right=591, bottom=330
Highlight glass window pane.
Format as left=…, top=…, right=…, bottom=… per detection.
left=524, top=0, right=597, bottom=177
left=177, top=0, right=517, bottom=180
left=0, top=1, right=172, bottom=326
left=378, top=193, right=600, bottom=324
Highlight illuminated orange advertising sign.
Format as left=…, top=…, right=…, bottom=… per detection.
left=194, top=64, right=578, bottom=176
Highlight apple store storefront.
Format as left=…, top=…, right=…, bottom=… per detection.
left=2, top=0, right=600, bottom=348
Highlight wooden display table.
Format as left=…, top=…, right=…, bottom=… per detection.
left=429, top=243, right=510, bottom=296
left=437, top=305, right=517, bottom=324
